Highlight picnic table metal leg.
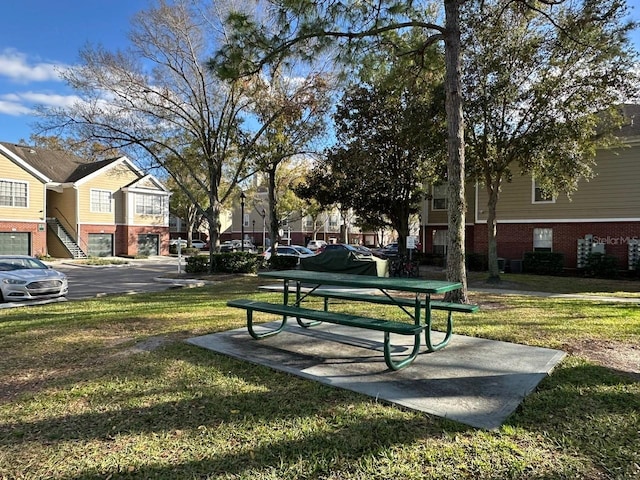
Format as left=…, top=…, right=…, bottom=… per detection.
left=424, top=308, right=454, bottom=352
left=246, top=309, right=287, bottom=339
left=295, top=280, right=322, bottom=328
left=383, top=332, right=422, bottom=371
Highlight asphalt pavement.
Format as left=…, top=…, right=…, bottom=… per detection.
left=0, top=256, right=198, bottom=308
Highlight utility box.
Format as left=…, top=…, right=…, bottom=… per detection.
left=510, top=259, right=523, bottom=274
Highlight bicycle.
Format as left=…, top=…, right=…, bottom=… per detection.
left=389, top=254, right=420, bottom=278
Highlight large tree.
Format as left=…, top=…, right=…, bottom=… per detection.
left=35, top=0, right=287, bottom=263
left=463, top=0, right=638, bottom=280
left=216, top=0, right=471, bottom=301
left=298, top=68, right=446, bottom=254
left=249, top=65, right=332, bottom=254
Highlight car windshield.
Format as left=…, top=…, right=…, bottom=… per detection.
left=292, top=246, right=313, bottom=255
left=0, top=257, right=46, bottom=271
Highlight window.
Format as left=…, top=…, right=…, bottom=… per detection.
left=532, top=180, right=555, bottom=204
left=432, top=229, right=447, bottom=256
left=0, top=180, right=27, bottom=207
left=329, top=215, right=339, bottom=228
left=533, top=228, right=553, bottom=252
left=304, top=216, right=314, bottom=229
left=135, top=193, right=164, bottom=215
left=432, top=184, right=447, bottom=210
left=243, top=213, right=250, bottom=228
left=90, top=189, right=112, bottom=213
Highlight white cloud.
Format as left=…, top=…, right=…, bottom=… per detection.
left=17, top=91, right=81, bottom=107
left=0, top=98, right=32, bottom=115
left=0, top=49, right=66, bottom=83
left=0, top=91, right=81, bottom=116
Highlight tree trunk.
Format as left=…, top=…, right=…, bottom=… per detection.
left=486, top=181, right=501, bottom=282
left=268, top=168, right=280, bottom=254
left=393, top=208, right=410, bottom=256
left=207, top=201, right=222, bottom=274
left=443, top=0, right=468, bottom=303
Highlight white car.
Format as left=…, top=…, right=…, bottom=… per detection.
left=307, top=239, right=327, bottom=251
left=190, top=240, right=207, bottom=249
left=263, top=245, right=315, bottom=260
left=0, top=255, right=68, bottom=302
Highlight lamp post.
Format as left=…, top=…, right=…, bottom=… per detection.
left=240, top=191, right=246, bottom=252
left=262, top=209, right=266, bottom=249
left=252, top=219, right=255, bottom=244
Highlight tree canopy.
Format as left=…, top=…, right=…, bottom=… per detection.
left=297, top=43, right=447, bottom=253
left=462, top=0, right=638, bottom=279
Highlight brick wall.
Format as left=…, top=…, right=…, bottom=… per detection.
left=118, top=225, right=170, bottom=256
left=0, top=221, right=47, bottom=256
left=78, top=224, right=169, bottom=256
left=472, top=221, right=640, bottom=269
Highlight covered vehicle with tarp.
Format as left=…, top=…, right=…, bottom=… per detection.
left=300, top=249, right=389, bottom=277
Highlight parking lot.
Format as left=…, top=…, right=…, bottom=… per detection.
left=1, top=256, right=194, bottom=308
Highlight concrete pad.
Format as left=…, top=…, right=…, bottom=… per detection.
left=187, top=322, right=565, bottom=429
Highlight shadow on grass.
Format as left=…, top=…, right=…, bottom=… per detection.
left=507, top=358, right=640, bottom=477
left=0, top=343, right=469, bottom=479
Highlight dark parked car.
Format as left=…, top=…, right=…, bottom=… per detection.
left=375, top=243, right=399, bottom=258
left=320, top=243, right=385, bottom=257
left=263, top=245, right=315, bottom=260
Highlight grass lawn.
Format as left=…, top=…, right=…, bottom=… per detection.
left=0, top=275, right=638, bottom=479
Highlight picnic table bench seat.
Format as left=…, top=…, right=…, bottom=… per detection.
left=304, top=289, right=479, bottom=313
left=227, top=298, right=426, bottom=370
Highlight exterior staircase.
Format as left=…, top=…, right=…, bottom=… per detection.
left=46, top=217, right=88, bottom=259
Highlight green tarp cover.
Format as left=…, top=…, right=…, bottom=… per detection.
left=300, top=250, right=388, bottom=277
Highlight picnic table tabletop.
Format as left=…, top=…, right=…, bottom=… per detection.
left=258, top=269, right=462, bottom=295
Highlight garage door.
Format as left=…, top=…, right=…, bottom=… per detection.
left=137, top=234, right=159, bottom=256
left=88, top=233, right=113, bottom=257
left=0, top=232, right=29, bottom=255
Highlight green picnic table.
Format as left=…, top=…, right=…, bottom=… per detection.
left=227, top=270, right=477, bottom=371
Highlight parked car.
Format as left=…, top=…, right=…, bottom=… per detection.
left=170, top=239, right=206, bottom=249
left=376, top=243, right=399, bottom=258
left=263, top=245, right=315, bottom=260
left=190, top=240, right=207, bottom=250
left=220, top=240, right=257, bottom=253
left=0, top=255, right=68, bottom=302
left=320, top=243, right=373, bottom=256
left=306, top=239, right=327, bottom=251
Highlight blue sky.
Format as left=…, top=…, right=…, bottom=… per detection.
left=0, top=1, right=145, bottom=144
left=1, top=0, right=640, bottom=146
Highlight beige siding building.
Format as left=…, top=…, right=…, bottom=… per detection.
left=0, top=141, right=170, bottom=258
left=422, top=105, right=640, bottom=272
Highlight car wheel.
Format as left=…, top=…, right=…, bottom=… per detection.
left=0, top=290, right=4, bottom=303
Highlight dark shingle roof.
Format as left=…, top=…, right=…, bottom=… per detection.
left=0, top=142, right=121, bottom=183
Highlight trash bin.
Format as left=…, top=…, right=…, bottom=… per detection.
left=497, top=258, right=506, bottom=273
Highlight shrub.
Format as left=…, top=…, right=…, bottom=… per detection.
left=582, top=252, right=618, bottom=278
left=420, top=253, right=446, bottom=267
left=185, top=255, right=209, bottom=274
left=522, top=252, right=565, bottom=275
left=466, top=252, right=488, bottom=271
left=185, top=252, right=261, bottom=274
left=269, top=255, right=299, bottom=270
left=217, top=252, right=260, bottom=274
left=169, top=245, right=200, bottom=255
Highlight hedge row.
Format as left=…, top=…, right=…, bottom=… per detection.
left=185, top=252, right=261, bottom=274
left=184, top=252, right=299, bottom=274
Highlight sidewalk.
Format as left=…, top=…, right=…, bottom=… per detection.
left=470, top=287, right=640, bottom=303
